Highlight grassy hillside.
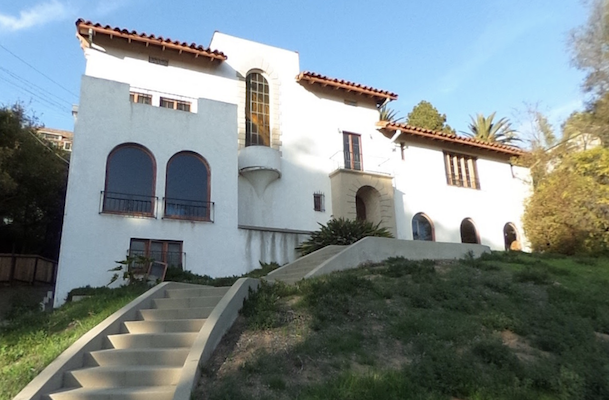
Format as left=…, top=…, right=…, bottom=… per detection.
left=198, top=252, right=609, bottom=400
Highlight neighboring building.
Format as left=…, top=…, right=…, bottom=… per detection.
left=54, top=19, right=531, bottom=306
left=37, top=127, right=74, bottom=151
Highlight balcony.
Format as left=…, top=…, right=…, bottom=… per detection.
left=163, top=198, right=214, bottom=222
left=329, top=151, right=392, bottom=176
left=100, top=191, right=157, bottom=217
left=238, top=145, right=281, bottom=196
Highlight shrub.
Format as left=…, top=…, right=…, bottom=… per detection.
left=296, top=217, right=393, bottom=256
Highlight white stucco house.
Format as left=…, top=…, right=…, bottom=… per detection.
left=54, top=19, right=531, bottom=306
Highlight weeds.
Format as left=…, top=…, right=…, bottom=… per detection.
left=201, top=253, right=609, bottom=400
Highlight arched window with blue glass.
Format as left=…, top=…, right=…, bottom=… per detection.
left=103, top=143, right=156, bottom=216
left=412, top=212, right=434, bottom=241
left=164, top=151, right=211, bottom=221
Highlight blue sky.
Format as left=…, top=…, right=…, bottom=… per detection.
left=0, top=0, right=588, bottom=137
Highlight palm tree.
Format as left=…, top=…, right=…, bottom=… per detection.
left=378, top=104, right=403, bottom=123
left=463, top=113, right=520, bottom=146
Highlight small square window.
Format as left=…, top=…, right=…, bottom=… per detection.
left=160, top=98, right=176, bottom=109
left=314, top=192, right=325, bottom=212
left=130, top=92, right=152, bottom=105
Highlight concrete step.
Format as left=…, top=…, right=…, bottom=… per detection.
left=104, top=332, right=197, bottom=349
left=122, top=319, right=206, bottom=334
left=152, top=296, right=224, bottom=309
left=84, top=348, right=190, bottom=367
left=63, top=366, right=181, bottom=388
left=164, top=286, right=230, bottom=299
left=44, top=386, right=176, bottom=400
left=139, top=307, right=215, bottom=321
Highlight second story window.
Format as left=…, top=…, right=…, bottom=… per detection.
left=245, top=72, right=270, bottom=146
left=130, top=92, right=152, bottom=105
left=444, top=152, right=480, bottom=189
left=343, top=132, right=362, bottom=171
left=160, top=97, right=191, bottom=112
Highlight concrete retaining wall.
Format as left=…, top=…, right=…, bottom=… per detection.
left=306, top=237, right=490, bottom=278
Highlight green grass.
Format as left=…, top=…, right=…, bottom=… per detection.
left=199, top=252, right=609, bottom=400
left=0, top=285, right=147, bottom=400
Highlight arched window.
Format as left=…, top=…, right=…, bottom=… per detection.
left=412, top=213, right=434, bottom=241
left=103, top=144, right=155, bottom=215
left=460, top=218, right=480, bottom=244
left=504, top=223, right=520, bottom=250
left=245, top=72, right=270, bottom=146
left=164, top=151, right=211, bottom=221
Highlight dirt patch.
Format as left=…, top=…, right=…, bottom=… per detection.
left=595, top=332, right=609, bottom=342
left=501, top=330, right=547, bottom=362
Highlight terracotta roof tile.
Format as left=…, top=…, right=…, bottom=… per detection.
left=75, top=19, right=226, bottom=62
left=297, top=71, right=398, bottom=103
left=377, top=121, right=525, bottom=157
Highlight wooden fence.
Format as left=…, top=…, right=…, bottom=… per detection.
left=0, top=254, right=57, bottom=285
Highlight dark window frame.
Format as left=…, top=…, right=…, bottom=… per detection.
left=129, top=238, right=183, bottom=269
left=313, top=192, right=325, bottom=212
left=164, top=151, right=212, bottom=222
left=245, top=72, right=271, bottom=147
left=444, top=152, right=480, bottom=189
left=130, top=92, right=152, bottom=105
left=343, top=132, right=363, bottom=171
left=102, top=143, right=157, bottom=217
left=412, top=212, right=435, bottom=241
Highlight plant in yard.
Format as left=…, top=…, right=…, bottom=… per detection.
left=108, top=254, right=154, bottom=286
left=296, top=217, right=393, bottom=256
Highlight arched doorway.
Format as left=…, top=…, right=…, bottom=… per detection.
left=355, top=186, right=382, bottom=224
left=504, top=223, right=519, bottom=250
left=460, top=218, right=480, bottom=244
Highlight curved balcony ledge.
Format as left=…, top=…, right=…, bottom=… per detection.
left=238, top=146, right=281, bottom=196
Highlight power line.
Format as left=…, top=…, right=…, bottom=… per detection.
left=0, top=43, right=79, bottom=99
left=0, top=75, right=71, bottom=114
left=0, top=66, right=72, bottom=106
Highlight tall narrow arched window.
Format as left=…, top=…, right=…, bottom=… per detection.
left=412, top=213, right=434, bottom=241
left=245, top=72, right=270, bottom=146
left=103, top=144, right=155, bottom=216
left=165, top=151, right=211, bottom=221
left=460, top=218, right=480, bottom=244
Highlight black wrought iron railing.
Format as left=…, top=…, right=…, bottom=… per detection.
left=164, top=198, right=214, bottom=221
left=101, top=191, right=157, bottom=216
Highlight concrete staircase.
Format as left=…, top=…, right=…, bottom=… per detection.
left=265, top=245, right=347, bottom=284
left=42, top=285, right=230, bottom=400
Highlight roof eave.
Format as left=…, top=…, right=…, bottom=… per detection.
left=75, top=19, right=227, bottom=62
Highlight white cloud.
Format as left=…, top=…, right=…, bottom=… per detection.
left=0, top=0, right=68, bottom=32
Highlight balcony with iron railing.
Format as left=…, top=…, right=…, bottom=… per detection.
left=100, top=191, right=157, bottom=217
left=163, top=198, right=214, bottom=222
left=330, top=151, right=393, bottom=176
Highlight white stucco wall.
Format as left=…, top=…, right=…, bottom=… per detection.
left=392, top=142, right=531, bottom=250
left=57, top=32, right=533, bottom=305
left=55, top=76, right=241, bottom=306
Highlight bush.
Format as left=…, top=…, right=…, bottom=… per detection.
left=296, top=217, right=393, bottom=256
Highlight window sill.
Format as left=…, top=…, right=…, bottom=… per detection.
left=100, top=210, right=157, bottom=218
left=163, top=215, right=213, bottom=223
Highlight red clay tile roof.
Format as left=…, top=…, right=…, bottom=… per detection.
left=377, top=121, right=525, bottom=157
left=75, top=19, right=226, bottom=62
left=297, top=71, right=398, bottom=103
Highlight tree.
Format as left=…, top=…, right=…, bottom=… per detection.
left=522, top=147, right=609, bottom=254
left=570, top=0, right=609, bottom=97
left=405, top=100, right=455, bottom=134
left=378, top=104, right=403, bottom=123
left=0, top=104, right=68, bottom=258
left=463, top=112, right=520, bottom=146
